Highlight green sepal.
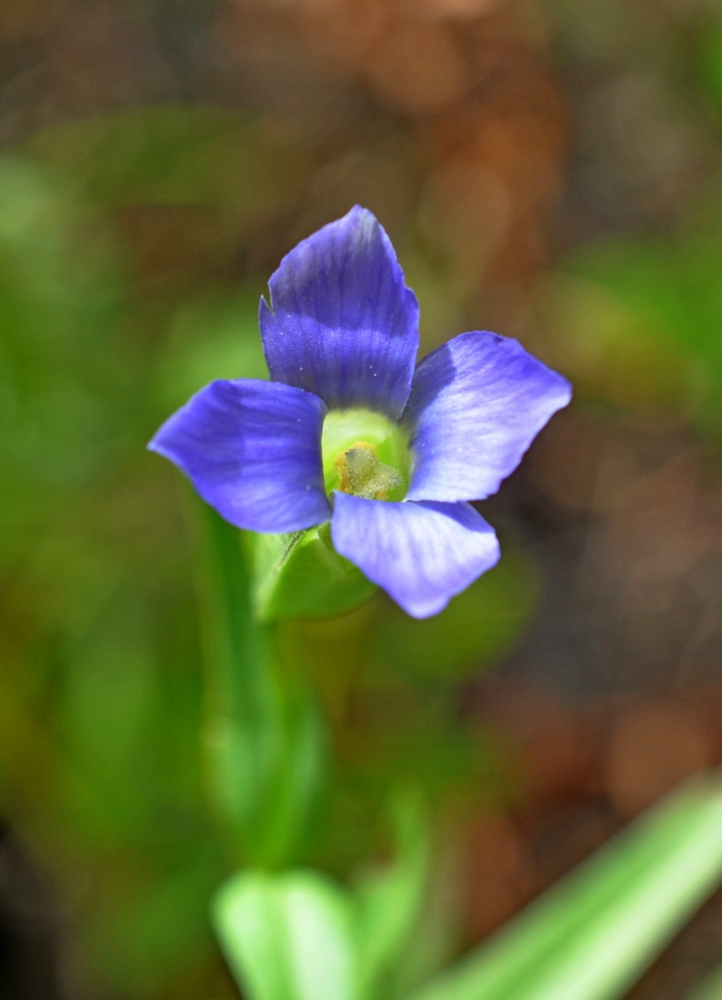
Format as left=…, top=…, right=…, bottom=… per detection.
left=250, top=525, right=377, bottom=622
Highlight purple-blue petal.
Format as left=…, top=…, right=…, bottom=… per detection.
left=148, top=379, right=331, bottom=533
left=330, top=494, right=500, bottom=618
left=259, top=206, right=419, bottom=418
left=403, top=331, right=572, bottom=503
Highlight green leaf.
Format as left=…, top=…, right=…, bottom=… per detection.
left=213, top=798, right=430, bottom=1000
left=251, top=526, right=377, bottom=623
left=409, top=775, right=722, bottom=1000
left=212, top=869, right=357, bottom=1000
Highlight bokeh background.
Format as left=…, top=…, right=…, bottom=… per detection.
left=4, top=0, right=722, bottom=997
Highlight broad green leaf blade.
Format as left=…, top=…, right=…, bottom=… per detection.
left=213, top=869, right=356, bottom=1000
left=516, top=789, right=722, bottom=1000
left=409, top=779, right=716, bottom=1000
left=252, top=527, right=377, bottom=622
left=409, top=775, right=722, bottom=1000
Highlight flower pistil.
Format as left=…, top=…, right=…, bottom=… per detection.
left=333, top=442, right=402, bottom=500
left=320, top=408, right=410, bottom=501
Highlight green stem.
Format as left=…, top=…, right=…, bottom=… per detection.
left=194, top=501, right=328, bottom=869
left=195, top=502, right=281, bottom=865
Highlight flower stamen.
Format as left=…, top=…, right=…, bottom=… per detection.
left=333, top=441, right=402, bottom=501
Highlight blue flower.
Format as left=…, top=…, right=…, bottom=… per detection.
left=150, top=207, right=571, bottom=618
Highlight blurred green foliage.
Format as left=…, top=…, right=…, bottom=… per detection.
left=213, top=792, right=430, bottom=1000
left=371, top=548, right=539, bottom=683
left=8, top=17, right=722, bottom=989
left=537, top=232, right=722, bottom=428
left=26, top=106, right=309, bottom=218
left=0, top=105, right=539, bottom=997
left=197, top=506, right=329, bottom=870
left=411, top=776, right=722, bottom=1000
left=686, top=960, right=722, bottom=1000
left=213, top=776, right=722, bottom=1000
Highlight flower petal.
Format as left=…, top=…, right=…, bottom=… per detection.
left=149, top=379, right=331, bottom=533
left=330, top=494, right=500, bottom=618
left=259, top=206, right=419, bottom=418
left=403, top=331, right=572, bottom=502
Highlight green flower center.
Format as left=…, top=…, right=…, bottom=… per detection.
left=321, top=409, right=410, bottom=502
